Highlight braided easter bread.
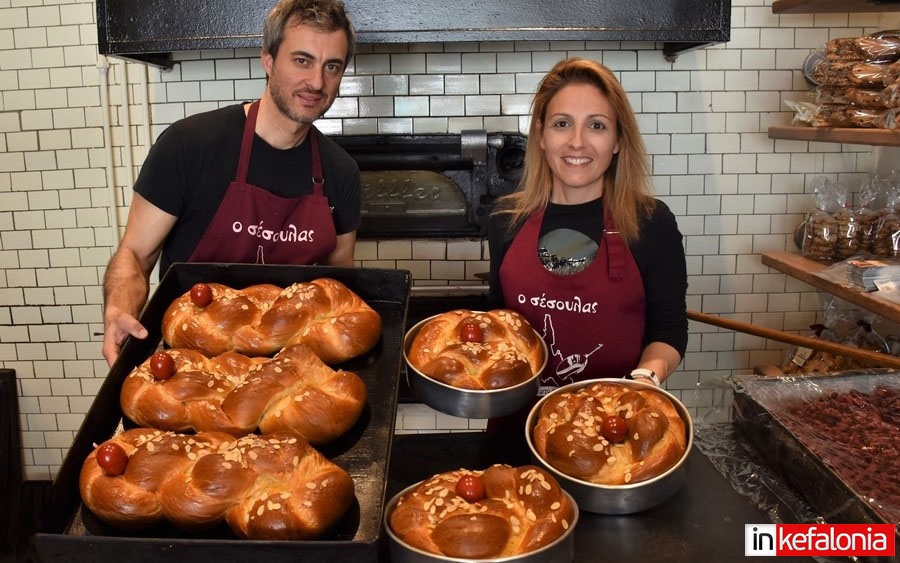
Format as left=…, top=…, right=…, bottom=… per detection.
left=161, top=278, right=382, bottom=362
left=532, top=381, right=687, bottom=485
left=79, top=429, right=355, bottom=540
left=407, top=309, right=545, bottom=390
left=389, top=464, right=574, bottom=559
left=120, top=344, right=366, bottom=445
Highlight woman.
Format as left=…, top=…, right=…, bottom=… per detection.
left=488, top=57, right=688, bottom=392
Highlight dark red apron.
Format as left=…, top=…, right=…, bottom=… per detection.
left=499, top=203, right=645, bottom=393
left=188, top=101, right=337, bottom=265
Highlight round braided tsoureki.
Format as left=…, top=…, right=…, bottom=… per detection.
left=389, top=464, right=574, bottom=559
left=407, top=309, right=545, bottom=390
left=161, top=278, right=382, bottom=362
left=120, top=344, right=367, bottom=445
left=532, top=382, right=687, bottom=485
left=79, top=429, right=355, bottom=540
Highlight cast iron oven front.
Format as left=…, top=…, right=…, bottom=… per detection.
left=33, top=263, right=411, bottom=563
left=333, top=130, right=527, bottom=239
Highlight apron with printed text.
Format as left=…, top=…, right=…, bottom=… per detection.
left=499, top=204, right=645, bottom=393
left=188, top=101, right=337, bottom=265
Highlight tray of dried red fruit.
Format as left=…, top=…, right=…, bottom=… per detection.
left=732, top=370, right=900, bottom=539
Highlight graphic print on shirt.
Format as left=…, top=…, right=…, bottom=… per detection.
left=538, top=227, right=598, bottom=275
left=542, top=312, right=604, bottom=387
left=256, top=245, right=265, bottom=264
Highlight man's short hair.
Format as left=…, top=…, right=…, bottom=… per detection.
left=263, top=0, right=356, bottom=65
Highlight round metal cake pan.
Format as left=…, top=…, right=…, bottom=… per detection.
left=384, top=481, right=578, bottom=563
left=403, top=313, right=548, bottom=419
left=525, top=378, right=694, bottom=515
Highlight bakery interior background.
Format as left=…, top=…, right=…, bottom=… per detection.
left=2, top=0, right=900, bottom=479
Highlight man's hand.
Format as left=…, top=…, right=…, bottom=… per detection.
left=101, top=194, right=176, bottom=366
left=102, top=308, right=149, bottom=366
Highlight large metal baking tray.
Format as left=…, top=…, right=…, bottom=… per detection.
left=732, top=370, right=900, bottom=541
left=34, top=263, right=411, bottom=562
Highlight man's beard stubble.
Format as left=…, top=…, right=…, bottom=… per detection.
left=268, top=72, right=330, bottom=125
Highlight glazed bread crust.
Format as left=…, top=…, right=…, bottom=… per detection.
left=80, top=429, right=355, bottom=540
left=162, top=278, right=381, bottom=362
left=533, top=382, right=687, bottom=485
left=408, top=309, right=544, bottom=390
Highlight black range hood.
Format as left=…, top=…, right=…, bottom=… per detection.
left=97, top=0, right=731, bottom=68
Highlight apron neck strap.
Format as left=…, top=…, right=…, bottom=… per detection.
left=237, top=102, right=325, bottom=195
left=603, top=203, right=627, bottom=281
left=236, top=101, right=260, bottom=185
left=309, top=126, right=324, bottom=194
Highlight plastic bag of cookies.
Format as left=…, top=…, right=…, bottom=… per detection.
left=873, top=174, right=900, bottom=258
left=808, top=59, right=893, bottom=88
left=815, top=85, right=888, bottom=109
left=822, top=32, right=900, bottom=61
left=812, top=104, right=900, bottom=128
left=802, top=177, right=848, bottom=262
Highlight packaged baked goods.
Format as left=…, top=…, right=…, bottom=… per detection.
left=884, top=59, right=900, bottom=86
left=841, top=318, right=892, bottom=369
left=808, top=59, right=892, bottom=87
left=833, top=208, right=861, bottom=260
left=781, top=323, right=851, bottom=375
left=822, top=33, right=900, bottom=61
left=803, top=212, right=838, bottom=261
left=873, top=179, right=900, bottom=258
left=812, top=104, right=900, bottom=128
left=802, top=177, right=847, bottom=262
left=814, top=85, right=887, bottom=108
left=884, top=82, right=900, bottom=107
left=853, top=178, right=884, bottom=253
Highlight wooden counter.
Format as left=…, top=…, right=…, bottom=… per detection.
left=761, top=251, right=900, bottom=324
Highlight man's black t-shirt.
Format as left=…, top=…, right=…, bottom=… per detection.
left=134, top=103, right=361, bottom=273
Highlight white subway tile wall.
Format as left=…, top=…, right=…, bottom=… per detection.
left=2, top=0, right=898, bottom=479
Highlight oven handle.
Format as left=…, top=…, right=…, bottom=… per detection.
left=410, top=285, right=489, bottom=296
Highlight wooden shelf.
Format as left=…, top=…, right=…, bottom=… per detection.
left=761, top=251, right=900, bottom=323
left=768, top=126, right=900, bottom=147
left=772, top=0, right=900, bottom=13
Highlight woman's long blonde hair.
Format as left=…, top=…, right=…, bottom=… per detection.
left=495, top=57, right=655, bottom=243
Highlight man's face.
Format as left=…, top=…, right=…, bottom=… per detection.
left=262, top=22, right=349, bottom=124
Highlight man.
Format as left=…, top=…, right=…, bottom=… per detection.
left=102, top=0, right=360, bottom=366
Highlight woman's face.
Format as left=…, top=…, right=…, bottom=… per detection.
left=539, top=82, right=620, bottom=203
